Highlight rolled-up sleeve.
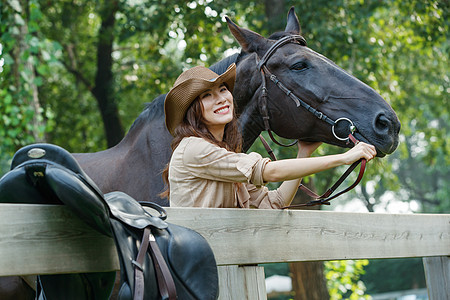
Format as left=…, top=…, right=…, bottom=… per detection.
left=237, top=153, right=270, bottom=187
left=235, top=182, right=284, bottom=209
left=182, top=137, right=270, bottom=186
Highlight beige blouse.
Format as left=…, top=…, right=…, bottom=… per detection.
left=168, top=137, right=284, bottom=208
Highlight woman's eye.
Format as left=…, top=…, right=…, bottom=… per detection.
left=290, top=62, right=308, bottom=71
left=201, top=93, right=211, bottom=99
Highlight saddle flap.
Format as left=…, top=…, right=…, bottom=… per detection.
left=45, top=166, right=113, bottom=237
left=0, top=167, right=53, bottom=204
left=105, top=192, right=168, bottom=230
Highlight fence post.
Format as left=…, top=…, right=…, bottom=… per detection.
left=217, top=265, right=267, bottom=300
left=423, top=256, right=450, bottom=300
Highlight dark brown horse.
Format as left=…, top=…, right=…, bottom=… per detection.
left=1, top=7, right=400, bottom=299
left=73, top=7, right=400, bottom=208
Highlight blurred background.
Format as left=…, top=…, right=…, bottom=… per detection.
left=1, top=0, right=448, bottom=299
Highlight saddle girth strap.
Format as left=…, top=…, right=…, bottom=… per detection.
left=133, top=227, right=177, bottom=300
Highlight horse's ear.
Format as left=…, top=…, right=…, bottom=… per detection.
left=225, top=16, right=266, bottom=54
left=285, top=6, right=301, bottom=34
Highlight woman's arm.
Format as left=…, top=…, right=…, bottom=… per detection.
left=265, top=142, right=377, bottom=206
left=264, top=142, right=376, bottom=182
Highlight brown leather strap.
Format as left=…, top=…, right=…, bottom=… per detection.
left=133, top=227, right=151, bottom=300
left=259, top=134, right=277, bottom=161
left=287, top=158, right=365, bottom=208
left=148, top=231, right=177, bottom=300
left=133, top=227, right=177, bottom=300
left=299, top=158, right=363, bottom=200
left=281, top=133, right=367, bottom=208
left=259, top=68, right=298, bottom=148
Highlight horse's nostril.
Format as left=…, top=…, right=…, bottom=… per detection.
left=375, top=114, right=390, bottom=132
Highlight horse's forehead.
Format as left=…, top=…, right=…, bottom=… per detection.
left=277, top=44, right=333, bottom=65
left=281, top=44, right=320, bottom=58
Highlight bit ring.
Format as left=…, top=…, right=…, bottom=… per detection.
left=332, top=118, right=356, bottom=141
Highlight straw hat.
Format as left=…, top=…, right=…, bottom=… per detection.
left=164, top=63, right=236, bottom=135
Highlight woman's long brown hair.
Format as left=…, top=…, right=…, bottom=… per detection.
left=160, top=95, right=242, bottom=199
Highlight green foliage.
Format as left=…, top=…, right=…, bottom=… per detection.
left=357, top=0, right=449, bottom=213
left=325, top=260, right=370, bottom=300
left=0, top=0, right=56, bottom=173
left=360, top=258, right=426, bottom=294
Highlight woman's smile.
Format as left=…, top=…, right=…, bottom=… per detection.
left=214, top=105, right=230, bottom=114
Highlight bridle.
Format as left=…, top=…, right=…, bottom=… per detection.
left=257, top=35, right=357, bottom=146
left=255, top=35, right=367, bottom=207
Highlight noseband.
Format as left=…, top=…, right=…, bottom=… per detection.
left=255, top=35, right=367, bottom=207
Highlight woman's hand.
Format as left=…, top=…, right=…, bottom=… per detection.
left=341, top=142, right=377, bottom=164
left=297, top=141, right=323, bottom=158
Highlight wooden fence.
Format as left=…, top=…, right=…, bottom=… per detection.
left=0, top=204, right=448, bottom=299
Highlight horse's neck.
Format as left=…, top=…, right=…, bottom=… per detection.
left=238, top=95, right=264, bottom=152
left=234, top=54, right=265, bottom=152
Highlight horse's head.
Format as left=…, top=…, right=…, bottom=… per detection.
left=227, top=7, right=401, bottom=157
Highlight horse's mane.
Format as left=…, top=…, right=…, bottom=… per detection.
left=127, top=53, right=240, bottom=133
left=209, top=53, right=239, bottom=74
left=127, top=94, right=166, bottom=132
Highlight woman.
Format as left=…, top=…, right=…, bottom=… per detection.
left=162, top=63, right=376, bottom=208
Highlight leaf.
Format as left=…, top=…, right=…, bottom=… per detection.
left=7, top=0, right=22, bottom=13
left=13, top=13, right=25, bottom=26
left=33, top=76, right=43, bottom=86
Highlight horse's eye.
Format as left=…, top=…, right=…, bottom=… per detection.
left=290, top=62, right=308, bottom=71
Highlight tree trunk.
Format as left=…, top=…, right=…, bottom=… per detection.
left=360, top=184, right=375, bottom=212
left=92, top=0, right=124, bottom=147
left=289, top=261, right=329, bottom=300
left=289, top=180, right=329, bottom=300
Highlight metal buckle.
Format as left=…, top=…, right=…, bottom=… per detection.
left=332, top=117, right=356, bottom=141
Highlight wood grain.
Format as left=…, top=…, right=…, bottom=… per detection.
left=0, top=204, right=448, bottom=276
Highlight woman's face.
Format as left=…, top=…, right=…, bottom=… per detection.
left=199, top=83, right=234, bottom=136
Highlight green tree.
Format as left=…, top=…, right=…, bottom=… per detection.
left=344, top=0, right=449, bottom=214
left=0, top=0, right=56, bottom=173
left=325, top=260, right=370, bottom=300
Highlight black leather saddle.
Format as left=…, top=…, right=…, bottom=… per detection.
left=0, top=144, right=219, bottom=299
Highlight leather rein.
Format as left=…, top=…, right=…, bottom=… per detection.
left=255, top=35, right=367, bottom=208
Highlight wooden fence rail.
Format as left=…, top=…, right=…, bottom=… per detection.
left=0, top=204, right=448, bottom=299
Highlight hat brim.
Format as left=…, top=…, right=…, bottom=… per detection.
left=164, top=63, right=236, bottom=136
